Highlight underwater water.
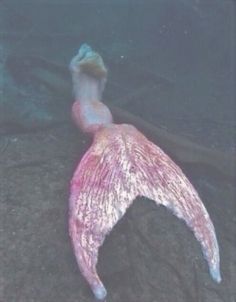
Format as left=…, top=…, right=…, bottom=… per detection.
left=0, top=0, right=235, bottom=301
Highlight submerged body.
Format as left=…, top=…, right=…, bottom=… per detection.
left=69, top=44, right=221, bottom=300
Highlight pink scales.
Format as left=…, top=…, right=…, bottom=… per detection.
left=69, top=123, right=221, bottom=300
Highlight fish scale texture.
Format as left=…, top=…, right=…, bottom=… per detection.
left=69, top=123, right=220, bottom=300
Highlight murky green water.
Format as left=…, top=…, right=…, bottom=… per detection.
left=0, top=1, right=235, bottom=301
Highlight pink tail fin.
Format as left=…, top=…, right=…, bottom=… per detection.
left=69, top=124, right=221, bottom=300
left=69, top=125, right=139, bottom=299
left=130, top=127, right=221, bottom=283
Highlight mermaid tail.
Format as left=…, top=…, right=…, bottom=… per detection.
left=69, top=123, right=221, bottom=300
left=69, top=44, right=221, bottom=300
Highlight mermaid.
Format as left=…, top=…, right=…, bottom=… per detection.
left=68, top=44, right=221, bottom=300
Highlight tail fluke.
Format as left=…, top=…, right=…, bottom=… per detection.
left=69, top=124, right=139, bottom=299
left=130, top=126, right=221, bottom=283
left=69, top=124, right=221, bottom=300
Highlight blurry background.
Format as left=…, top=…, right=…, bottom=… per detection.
left=0, top=1, right=235, bottom=302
